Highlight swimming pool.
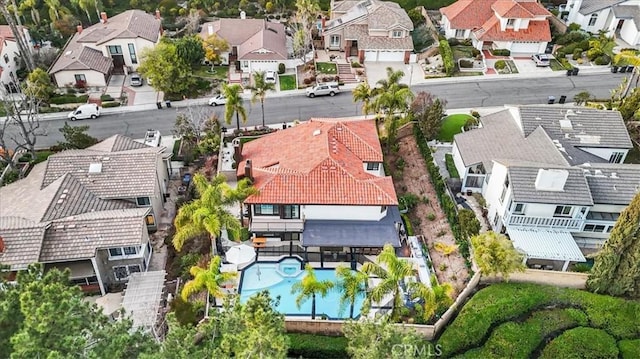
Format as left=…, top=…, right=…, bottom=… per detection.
left=239, top=257, right=365, bottom=319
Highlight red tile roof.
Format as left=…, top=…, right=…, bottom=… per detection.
left=237, top=119, right=398, bottom=206
left=474, top=16, right=552, bottom=42
left=492, top=0, right=534, bottom=18
left=441, top=0, right=550, bottom=29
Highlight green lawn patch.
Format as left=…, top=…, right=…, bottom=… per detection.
left=549, top=59, right=567, bottom=71
left=541, top=327, right=619, bottom=359
left=278, top=74, right=297, bottom=91
left=452, top=46, right=476, bottom=60
left=172, top=139, right=182, bottom=160
left=193, top=65, right=229, bottom=79
left=286, top=333, right=348, bottom=358
left=316, top=62, right=338, bottom=74
left=445, top=153, right=459, bottom=178
left=19, top=150, right=54, bottom=164
left=438, top=114, right=474, bottom=142
left=438, top=283, right=640, bottom=358
left=619, top=339, right=640, bottom=359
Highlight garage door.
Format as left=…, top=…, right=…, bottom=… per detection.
left=377, top=51, right=404, bottom=62
left=364, top=51, right=378, bottom=62
left=510, top=42, right=541, bottom=54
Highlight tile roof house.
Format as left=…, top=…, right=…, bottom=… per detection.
left=0, top=25, right=33, bottom=95
left=235, top=118, right=404, bottom=250
left=441, top=0, right=552, bottom=54
left=563, top=0, right=640, bottom=47
left=451, top=105, right=640, bottom=269
left=199, top=17, right=290, bottom=74
left=323, top=0, right=414, bottom=63
left=0, top=134, right=170, bottom=294
left=49, top=10, right=163, bottom=88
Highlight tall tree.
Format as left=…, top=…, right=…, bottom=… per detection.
left=352, top=81, right=374, bottom=119
left=246, top=71, right=276, bottom=128
left=0, top=0, right=35, bottom=71
left=23, top=68, right=54, bottom=104
left=181, top=255, right=236, bottom=308
left=57, top=122, right=98, bottom=149
left=202, top=34, right=229, bottom=70
left=458, top=208, right=481, bottom=239
left=173, top=173, right=257, bottom=251
left=293, top=0, right=320, bottom=62
left=174, top=35, right=205, bottom=68
left=373, top=67, right=414, bottom=147
left=406, top=275, right=453, bottom=323
left=137, top=41, right=196, bottom=97
left=335, top=264, right=369, bottom=319
left=361, top=244, right=414, bottom=320
left=222, top=83, right=247, bottom=131
left=471, top=231, right=525, bottom=280
left=587, top=192, right=640, bottom=298
left=410, top=91, right=447, bottom=140
left=291, top=264, right=335, bottom=319
left=343, top=317, right=430, bottom=359
left=140, top=312, right=216, bottom=358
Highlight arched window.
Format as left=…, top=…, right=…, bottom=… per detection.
left=588, top=13, right=598, bottom=26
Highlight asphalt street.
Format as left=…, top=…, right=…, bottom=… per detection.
left=17, top=73, right=630, bottom=149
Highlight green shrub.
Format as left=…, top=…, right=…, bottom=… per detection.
left=100, top=94, right=114, bottom=102
left=444, top=153, right=459, bottom=178
left=439, top=40, right=455, bottom=76
left=471, top=48, right=480, bottom=57
left=459, top=59, right=473, bottom=68
left=541, top=327, right=618, bottom=359
left=401, top=213, right=414, bottom=236
left=573, top=48, right=583, bottom=60
left=49, top=94, right=89, bottom=104
left=278, top=62, right=285, bottom=74
left=563, top=43, right=577, bottom=54
left=619, top=339, right=640, bottom=359
left=593, top=54, right=611, bottom=65
left=494, top=60, right=507, bottom=70
left=287, top=333, right=348, bottom=359
left=491, top=49, right=510, bottom=56
left=427, top=213, right=436, bottom=221
left=351, top=61, right=361, bottom=68
left=555, top=50, right=566, bottom=59
left=447, top=37, right=460, bottom=46
left=102, top=101, right=121, bottom=108
left=399, top=193, right=420, bottom=210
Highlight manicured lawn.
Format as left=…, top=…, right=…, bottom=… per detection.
left=316, top=62, right=338, bottom=74
left=549, top=59, right=567, bottom=71
left=193, top=65, right=229, bottom=79
left=437, top=283, right=640, bottom=358
left=438, top=114, right=474, bottom=142
left=278, top=74, right=297, bottom=91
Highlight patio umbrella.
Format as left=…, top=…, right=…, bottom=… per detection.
left=225, top=244, right=256, bottom=265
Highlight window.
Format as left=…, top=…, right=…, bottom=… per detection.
left=74, top=74, right=86, bottom=82
left=609, top=152, right=624, bottom=163
left=107, top=45, right=122, bottom=55
left=283, top=232, right=300, bottom=241
left=128, top=43, right=137, bottom=64
left=108, top=246, right=141, bottom=259
left=283, top=205, right=300, bottom=219
left=381, top=205, right=387, bottom=213
left=583, top=224, right=606, bottom=233
left=366, top=162, right=380, bottom=171
left=513, top=203, right=525, bottom=215
left=588, top=13, right=598, bottom=26
left=136, top=197, right=151, bottom=206
left=123, top=246, right=137, bottom=255
left=554, top=205, right=572, bottom=217
left=330, top=35, right=340, bottom=47
left=254, top=204, right=280, bottom=215
left=145, top=214, right=155, bottom=226
left=3, top=54, right=8, bottom=63
left=113, top=265, right=142, bottom=281
left=70, top=276, right=99, bottom=286
left=455, top=29, right=465, bottom=38
left=500, top=175, right=510, bottom=203
left=506, top=19, right=515, bottom=27
left=392, top=30, right=402, bottom=38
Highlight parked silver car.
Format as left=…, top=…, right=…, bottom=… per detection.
left=305, top=82, right=340, bottom=98
left=532, top=54, right=551, bottom=67
left=129, top=73, right=143, bottom=86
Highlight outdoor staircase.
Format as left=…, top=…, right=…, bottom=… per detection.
left=337, top=63, right=358, bottom=83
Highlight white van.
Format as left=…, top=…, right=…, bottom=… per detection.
left=68, top=104, right=101, bottom=121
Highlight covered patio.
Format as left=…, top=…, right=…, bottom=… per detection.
left=508, top=228, right=586, bottom=272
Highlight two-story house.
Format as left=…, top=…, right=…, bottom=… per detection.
left=48, top=10, right=162, bottom=88
left=563, top=0, right=640, bottom=47
left=235, top=118, right=402, bottom=261
left=323, top=0, right=414, bottom=63
left=0, top=135, right=170, bottom=294
left=452, top=105, right=640, bottom=271
left=0, top=25, right=33, bottom=94
left=441, top=0, right=552, bottom=54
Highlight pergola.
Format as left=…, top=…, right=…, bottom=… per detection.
left=508, top=228, right=586, bottom=271
left=121, top=270, right=166, bottom=334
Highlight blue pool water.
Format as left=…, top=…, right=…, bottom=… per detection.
left=239, top=258, right=365, bottom=319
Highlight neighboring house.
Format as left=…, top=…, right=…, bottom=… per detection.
left=49, top=10, right=162, bottom=88
left=451, top=105, right=639, bottom=270
left=563, top=0, right=640, bottom=47
left=323, top=0, right=414, bottom=63
left=0, top=25, right=32, bottom=93
left=0, top=135, right=171, bottom=294
left=200, top=15, right=294, bottom=73
left=235, top=119, right=403, bottom=259
left=441, top=0, right=552, bottom=54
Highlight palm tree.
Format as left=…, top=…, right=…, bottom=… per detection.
left=181, top=255, right=236, bottom=308
left=173, top=173, right=257, bottom=252
left=291, top=264, right=335, bottom=319
left=222, top=83, right=248, bottom=131
left=335, top=265, right=369, bottom=319
left=352, top=81, right=374, bottom=119
left=361, top=244, right=414, bottom=321
left=375, top=67, right=406, bottom=92
left=246, top=71, right=276, bottom=128
left=407, top=275, right=453, bottom=322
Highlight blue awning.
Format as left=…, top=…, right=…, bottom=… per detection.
left=302, top=207, right=402, bottom=247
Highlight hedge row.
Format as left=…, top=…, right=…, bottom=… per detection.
left=50, top=94, right=89, bottom=104
left=439, top=40, right=455, bottom=76
left=413, top=125, right=470, bottom=262
left=286, top=333, right=348, bottom=358
left=444, top=153, right=459, bottom=179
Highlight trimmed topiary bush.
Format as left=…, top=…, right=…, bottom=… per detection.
left=491, top=49, right=511, bottom=56
left=278, top=62, right=285, bottom=74
left=494, top=60, right=507, bottom=70
left=459, top=59, right=473, bottom=68
left=572, top=48, right=583, bottom=60
left=594, top=54, right=611, bottom=65
left=541, top=327, right=618, bottom=359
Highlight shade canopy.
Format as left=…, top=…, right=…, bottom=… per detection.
left=508, top=228, right=586, bottom=263
left=225, top=244, right=256, bottom=265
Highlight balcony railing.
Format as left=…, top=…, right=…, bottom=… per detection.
left=504, top=212, right=584, bottom=231
left=249, top=218, right=304, bottom=232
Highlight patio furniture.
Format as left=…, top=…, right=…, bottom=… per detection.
left=252, top=237, right=267, bottom=248
left=225, top=244, right=256, bottom=265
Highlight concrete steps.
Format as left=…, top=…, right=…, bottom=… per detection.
left=337, top=63, right=358, bottom=83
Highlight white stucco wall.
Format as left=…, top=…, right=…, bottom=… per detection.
left=303, top=205, right=386, bottom=221
left=619, top=19, right=640, bottom=46
left=578, top=147, right=628, bottom=163
left=0, top=28, right=32, bottom=86
left=451, top=142, right=467, bottom=181
left=53, top=70, right=107, bottom=87
left=484, top=162, right=510, bottom=229
left=98, top=37, right=159, bottom=70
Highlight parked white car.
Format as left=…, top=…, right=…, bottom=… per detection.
left=532, top=53, right=551, bottom=67
left=306, top=82, right=340, bottom=98
left=265, top=71, right=277, bottom=83
left=208, top=94, right=227, bottom=106
left=68, top=104, right=101, bottom=121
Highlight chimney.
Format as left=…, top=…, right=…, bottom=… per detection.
left=245, top=159, right=253, bottom=181
left=101, top=12, right=107, bottom=23
left=155, top=9, right=161, bottom=20
left=77, top=25, right=83, bottom=34
left=0, top=236, right=5, bottom=253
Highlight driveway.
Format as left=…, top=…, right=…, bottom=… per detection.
left=363, top=62, right=425, bottom=86
left=511, top=58, right=554, bottom=75
left=124, top=76, right=161, bottom=106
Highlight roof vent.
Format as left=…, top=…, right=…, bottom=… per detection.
left=67, top=224, right=76, bottom=229
left=102, top=156, right=110, bottom=161
left=313, top=129, right=321, bottom=136
left=56, top=224, right=65, bottom=230
left=594, top=169, right=604, bottom=177
left=88, top=163, right=102, bottom=173
left=62, top=189, right=69, bottom=194
left=565, top=109, right=576, bottom=117
left=56, top=199, right=64, bottom=204
left=534, top=168, right=569, bottom=192
left=535, top=117, right=542, bottom=121
left=613, top=185, right=617, bottom=191
left=559, top=119, right=573, bottom=130
left=611, top=172, right=618, bottom=179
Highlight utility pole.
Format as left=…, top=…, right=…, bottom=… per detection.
left=0, top=0, right=35, bottom=72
